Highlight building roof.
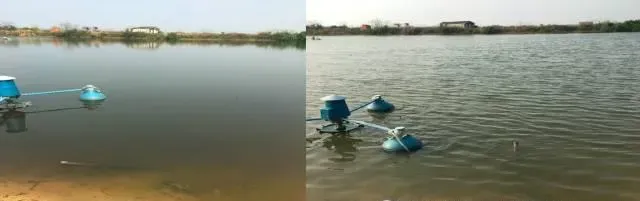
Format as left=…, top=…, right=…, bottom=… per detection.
left=130, top=26, right=160, bottom=30
left=441, top=21, right=475, bottom=24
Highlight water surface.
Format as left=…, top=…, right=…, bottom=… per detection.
left=306, top=33, right=640, bottom=201
left=0, top=38, right=305, bottom=201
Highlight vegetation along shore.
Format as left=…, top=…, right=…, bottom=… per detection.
left=306, top=19, right=640, bottom=36
left=0, top=23, right=305, bottom=45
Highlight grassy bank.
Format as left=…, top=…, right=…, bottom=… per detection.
left=164, top=31, right=306, bottom=46
left=307, top=19, right=640, bottom=36
left=59, top=29, right=306, bottom=43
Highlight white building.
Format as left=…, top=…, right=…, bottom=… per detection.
left=439, top=21, right=477, bottom=29
left=127, top=26, right=161, bottom=34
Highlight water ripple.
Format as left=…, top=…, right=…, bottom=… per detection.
left=307, top=34, right=640, bottom=201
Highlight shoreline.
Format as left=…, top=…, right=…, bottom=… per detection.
left=307, top=30, right=639, bottom=37
left=307, top=31, right=638, bottom=37
left=1, top=36, right=299, bottom=43
left=1, top=36, right=306, bottom=49
left=0, top=30, right=306, bottom=44
left=306, top=19, right=640, bottom=36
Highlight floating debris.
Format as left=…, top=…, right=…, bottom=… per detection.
left=60, top=160, right=97, bottom=166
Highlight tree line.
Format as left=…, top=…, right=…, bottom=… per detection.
left=0, top=21, right=306, bottom=44
left=306, top=19, right=640, bottom=36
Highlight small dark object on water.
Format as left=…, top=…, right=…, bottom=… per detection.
left=513, top=140, right=519, bottom=151
left=60, top=160, right=96, bottom=166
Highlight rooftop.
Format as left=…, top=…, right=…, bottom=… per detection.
left=129, top=26, right=160, bottom=30
left=0, top=75, right=16, bottom=81
left=441, top=21, right=475, bottom=24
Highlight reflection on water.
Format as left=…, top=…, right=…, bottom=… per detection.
left=126, top=41, right=162, bottom=50
left=0, top=38, right=19, bottom=47
left=321, top=134, right=363, bottom=163
left=0, top=37, right=305, bottom=51
left=1, top=110, right=28, bottom=133
left=1, top=99, right=102, bottom=133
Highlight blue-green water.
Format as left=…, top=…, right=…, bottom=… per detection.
left=306, top=33, right=640, bottom=201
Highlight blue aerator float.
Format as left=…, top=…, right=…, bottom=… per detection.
left=0, top=75, right=106, bottom=129
left=306, top=95, right=423, bottom=153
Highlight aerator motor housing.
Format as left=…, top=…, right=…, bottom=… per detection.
left=318, top=95, right=362, bottom=133
left=0, top=75, right=21, bottom=98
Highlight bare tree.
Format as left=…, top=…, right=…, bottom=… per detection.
left=306, top=20, right=323, bottom=30
left=60, top=22, right=76, bottom=31
left=369, top=18, right=388, bottom=28
left=0, top=21, right=17, bottom=30
left=0, top=21, right=14, bottom=26
left=307, top=20, right=322, bottom=26
left=339, top=21, right=349, bottom=28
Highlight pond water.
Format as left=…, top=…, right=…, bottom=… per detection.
left=306, top=33, right=640, bottom=201
left=0, top=38, right=305, bottom=201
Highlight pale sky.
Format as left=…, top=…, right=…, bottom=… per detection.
left=307, top=0, right=640, bottom=27
left=0, top=0, right=305, bottom=33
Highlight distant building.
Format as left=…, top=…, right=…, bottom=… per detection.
left=440, top=21, right=477, bottom=29
left=360, top=24, right=371, bottom=31
left=126, top=26, right=161, bottom=34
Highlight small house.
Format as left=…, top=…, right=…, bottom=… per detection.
left=126, top=26, right=161, bottom=34
left=440, top=21, right=477, bottom=29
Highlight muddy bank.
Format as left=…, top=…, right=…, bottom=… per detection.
left=0, top=163, right=301, bottom=201
left=0, top=173, right=198, bottom=201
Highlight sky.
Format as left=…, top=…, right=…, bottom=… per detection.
left=0, top=0, right=305, bottom=33
left=307, top=0, right=640, bottom=27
